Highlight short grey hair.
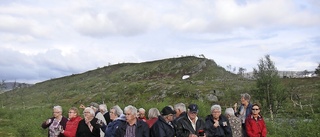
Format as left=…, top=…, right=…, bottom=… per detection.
left=124, top=105, right=137, bottom=116
left=99, top=104, right=108, bottom=112
left=53, top=106, right=62, bottom=112
left=174, top=103, right=186, bottom=112
left=111, top=105, right=123, bottom=117
left=148, top=108, right=160, bottom=119
left=138, top=108, right=145, bottom=113
left=84, top=107, right=95, bottom=116
left=241, top=93, right=251, bottom=101
left=225, top=108, right=235, bottom=116
left=211, top=104, right=221, bottom=112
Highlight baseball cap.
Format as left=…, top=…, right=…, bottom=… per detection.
left=188, top=104, right=199, bottom=113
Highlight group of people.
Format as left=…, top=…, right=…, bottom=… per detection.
left=41, top=93, right=267, bottom=137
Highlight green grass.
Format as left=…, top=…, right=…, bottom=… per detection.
left=0, top=56, right=319, bottom=136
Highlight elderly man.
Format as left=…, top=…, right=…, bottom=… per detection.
left=172, top=103, right=187, bottom=135
left=205, top=105, right=232, bottom=137
left=234, top=93, right=252, bottom=137
left=115, top=105, right=149, bottom=137
left=150, top=106, right=176, bottom=137
left=175, top=104, right=206, bottom=137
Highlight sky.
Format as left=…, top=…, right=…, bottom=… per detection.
left=0, top=0, right=319, bottom=84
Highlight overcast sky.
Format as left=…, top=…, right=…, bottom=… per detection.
left=1, top=0, right=319, bottom=84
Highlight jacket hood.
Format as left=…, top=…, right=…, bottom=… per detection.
left=116, top=114, right=126, bottom=121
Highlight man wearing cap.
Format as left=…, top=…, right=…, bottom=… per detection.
left=175, top=104, right=206, bottom=137
left=150, top=106, right=176, bottom=137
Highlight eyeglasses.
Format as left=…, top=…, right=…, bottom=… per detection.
left=252, top=109, right=260, bottom=111
left=83, top=112, right=90, bottom=114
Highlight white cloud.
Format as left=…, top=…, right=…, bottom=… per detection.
left=0, top=0, right=319, bottom=83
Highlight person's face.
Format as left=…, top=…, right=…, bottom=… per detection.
left=125, top=110, right=136, bottom=123
left=138, top=111, right=145, bottom=118
left=167, top=114, right=174, bottom=122
left=68, top=109, right=77, bottom=119
left=188, top=111, right=198, bottom=120
left=52, top=109, right=62, bottom=118
left=109, top=109, right=117, bottom=120
left=83, top=110, right=93, bottom=119
left=212, top=109, right=221, bottom=119
left=241, top=97, right=247, bottom=104
left=175, top=108, right=181, bottom=117
left=252, top=106, right=260, bottom=115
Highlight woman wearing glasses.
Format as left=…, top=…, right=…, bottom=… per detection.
left=41, top=105, right=68, bottom=137
left=61, top=107, right=82, bottom=137
left=245, top=104, right=267, bottom=137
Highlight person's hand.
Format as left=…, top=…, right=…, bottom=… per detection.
left=58, top=125, right=63, bottom=131
left=188, top=134, right=198, bottom=137
left=234, top=103, right=238, bottom=109
left=46, top=119, right=52, bottom=125
left=79, top=104, right=85, bottom=109
left=213, top=120, right=219, bottom=128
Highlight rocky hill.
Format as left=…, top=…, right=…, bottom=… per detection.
left=0, top=56, right=253, bottom=110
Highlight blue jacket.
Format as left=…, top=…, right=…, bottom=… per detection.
left=235, top=103, right=253, bottom=119
left=104, top=114, right=126, bottom=137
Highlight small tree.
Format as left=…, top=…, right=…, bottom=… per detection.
left=253, top=55, right=287, bottom=119
left=237, top=67, right=246, bottom=76
left=315, top=63, right=320, bottom=76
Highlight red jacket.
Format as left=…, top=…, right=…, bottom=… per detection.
left=245, top=114, right=267, bottom=137
left=146, top=117, right=158, bottom=128
left=63, top=116, right=82, bottom=137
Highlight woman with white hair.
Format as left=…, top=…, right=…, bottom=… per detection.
left=104, top=105, right=126, bottom=137
left=225, top=108, right=242, bottom=137
left=41, top=105, right=68, bottom=137
left=205, top=104, right=232, bottom=137
left=76, top=107, right=102, bottom=137
left=146, top=108, right=160, bottom=128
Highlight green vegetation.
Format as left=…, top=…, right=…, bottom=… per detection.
left=0, top=56, right=319, bottom=136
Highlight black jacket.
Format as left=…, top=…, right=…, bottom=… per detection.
left=175, top=115, right=206, bottom=137
left=205, top=114, right=232, bottom=137
left=76, top=118, right=101, bottom=137
left=103, top=112, right=112, bottom=125
left=115, top=119, right=149, bottom=137
left=150, top=116, right=175, bottom=137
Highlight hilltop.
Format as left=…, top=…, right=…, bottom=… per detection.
left=0, top=56, right=254, bottom=110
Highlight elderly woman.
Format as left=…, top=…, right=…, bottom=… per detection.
left=76, top=107, right=102, bottom=137
left=225, top=108, right=242, bottom=137
left=234, top=93, right=253, bottom=137
left=245, top=104, right=267, bottom=137
left=146, top=108, right=160, bottom=128
left=61, top=107, right=82, bottom=137
left=41, top=105, right=68, bottom=137
left=205, top=104, right=232, bottom=137
left=104, top=105, right=126, bottom=137
left=138, top=107, right=147, bottom=122
left=99, top=104, right=111, bottom=125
